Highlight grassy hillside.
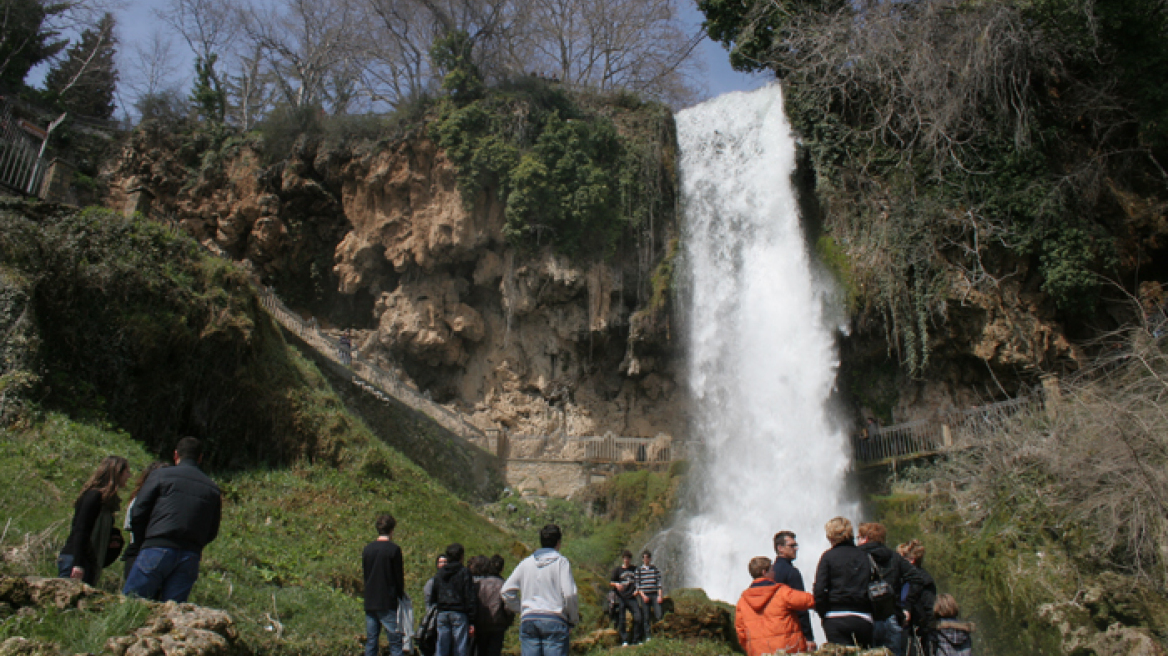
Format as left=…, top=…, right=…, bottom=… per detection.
left=0, top=201, right=522, bottom=654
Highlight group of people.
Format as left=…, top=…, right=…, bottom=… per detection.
left=364, top=522, right=580, bottom=656
left=607, top=549, right=665, bottom=646
left=61, top=446, right=972, bottom=656
left=735, top=518, right=973, bottom=656
left=58, top=438, right=222, bottom=603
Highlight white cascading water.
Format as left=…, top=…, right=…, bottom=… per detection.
left=677, top=84, right=858, bottom=619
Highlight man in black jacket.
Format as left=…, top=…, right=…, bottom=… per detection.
left=858, top=522, right=927, bottom=656
left=431, top=543, right=477, bottom=656
left=364, top=514, right=405, bottom=656
left=771, top=530, right=816, bottom=651
left=123, top=437, right=221, bottom=602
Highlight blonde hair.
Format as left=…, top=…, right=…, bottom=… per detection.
left=934, top=593, right=960, bottom=619
left=825, top=517, right=854, bottom=546
left=748, top=557, right=773, bottom=579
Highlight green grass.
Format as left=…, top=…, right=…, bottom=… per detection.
left=0, top=595, right=152, bottom=653
left=0, top=407, right=521, bottom=654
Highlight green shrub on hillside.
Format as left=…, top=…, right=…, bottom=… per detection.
left=430, top=83, right=675, bottom=258
left=0, top=204, right=358, bottom=466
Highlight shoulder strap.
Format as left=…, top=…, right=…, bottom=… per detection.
left=867, top=555, right=880, bottom=582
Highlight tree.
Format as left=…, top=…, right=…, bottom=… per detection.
left=521, top=0, right=703, bottom=103
left=44, top=11, right=117, bottom=119
left=238, top=0, right=363, bottom=112
left=0, top=0, right=67, bottom=89
left=223, top=43, right=274, bottom=129
left=191, top=53, right=225, bottom=122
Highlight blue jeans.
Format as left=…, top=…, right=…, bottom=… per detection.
left=873, top=615, right=905, bottom=656
left=638, top=596, right=662, bottom=638
left=365, top=608, right=403, bottom=656
left=519, top=618, right=570, bottom=656
left=122, top=547, right=201, bottom=602
left=56, top=553, right=75, bottom=578
left=437, top=611, right=469, bottom=656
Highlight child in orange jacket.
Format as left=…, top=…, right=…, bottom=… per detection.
left=735, top=556, right=817, bottom=655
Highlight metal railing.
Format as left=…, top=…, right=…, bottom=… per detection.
left=0, top=101, right=46, bottom=197
left=854, top=394, right=1041, bottom=464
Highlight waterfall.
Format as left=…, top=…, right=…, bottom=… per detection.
left=677, top=84, right=858, bottom=613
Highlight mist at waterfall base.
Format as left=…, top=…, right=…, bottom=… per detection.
left=673, top=84, right=858, bottom=625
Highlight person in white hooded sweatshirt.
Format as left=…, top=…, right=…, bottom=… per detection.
left=501, top=524, right=580, bottom=656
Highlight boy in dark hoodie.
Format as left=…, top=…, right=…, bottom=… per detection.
left=858, top=522, right=927, bottom=656
left=431, top=543, right=478, bottom=656
left=930, top=594, right=973, bottom=656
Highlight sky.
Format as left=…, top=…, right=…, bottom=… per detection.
left=36, top=0, right=772, bottom=113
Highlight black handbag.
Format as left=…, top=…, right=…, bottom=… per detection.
left=103, top=528, right=125, bottom=568
left=414, top=605, right=439, bottom=656
left=867, top=555, right=897, bottom=621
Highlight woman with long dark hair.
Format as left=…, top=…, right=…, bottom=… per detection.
left=122, top=461, right=168, bottom=584
left=58, top=456, right=130, bottom=586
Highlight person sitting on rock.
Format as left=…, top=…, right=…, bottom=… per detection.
left=734, top=556, right=816, bottom=656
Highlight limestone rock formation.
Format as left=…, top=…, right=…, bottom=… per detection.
left=0, top=575, right=239, bottom=656
left=107, top=603, right=240, bottom=656
left=103, top=126, right=683, bottom=441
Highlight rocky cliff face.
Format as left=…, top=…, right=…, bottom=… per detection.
left=103, top=123, right=682, bottom=440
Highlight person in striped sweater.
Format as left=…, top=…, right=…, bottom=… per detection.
left=635, top=551, right=665, bottom=641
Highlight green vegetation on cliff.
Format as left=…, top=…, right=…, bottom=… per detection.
left=701, top=0, right=1168, bottom=375
left=430, top=77, right=676, bottom=259
left=870, top=326, right=1168, bottom=653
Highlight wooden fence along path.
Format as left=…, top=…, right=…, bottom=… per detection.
left=854, top=394, right=1041, bottom=466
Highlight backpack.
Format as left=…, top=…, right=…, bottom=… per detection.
left=867, top=555, right=897, bottom=621
left=414, top=605, right=439, bottom=656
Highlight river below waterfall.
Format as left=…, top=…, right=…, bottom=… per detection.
left=675, top=84, right=858, bottom=622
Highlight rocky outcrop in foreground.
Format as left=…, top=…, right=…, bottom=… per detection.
left=0, top=576, right=239, bottom=656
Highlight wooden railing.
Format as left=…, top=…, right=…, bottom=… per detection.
left=854, top=395, right=1041, bottom=465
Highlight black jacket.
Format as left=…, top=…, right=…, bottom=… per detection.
left=813, top=539, right=873, bottom=616
left=363, top=539, right=405, bottom=612
left=430, top=561, right=478, bottom=616
left=772, top=557, right=814, bottom=643
left=859, top=541, right=927, bottom=613
left=902, top=564, right=936, bottom=637
left=130, top=460, right=221, bottom=552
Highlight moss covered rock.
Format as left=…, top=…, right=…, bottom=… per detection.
left=652, top=588, right=735, bottom=646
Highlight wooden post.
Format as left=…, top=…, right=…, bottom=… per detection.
left=1041, top=374, right=1060, bottom=419
left=942, top=424, right=953, bottom=448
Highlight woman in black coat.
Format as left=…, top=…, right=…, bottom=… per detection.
left=812, top=516, right=874, bottom=647
left=58, top=456, right=130, bottom=586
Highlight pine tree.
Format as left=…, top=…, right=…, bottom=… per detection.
left=191, top=54, right=226, bottom=123
left=0, top=0, right=67, bottom=90
left=44, top=13, right=118, bottom=119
